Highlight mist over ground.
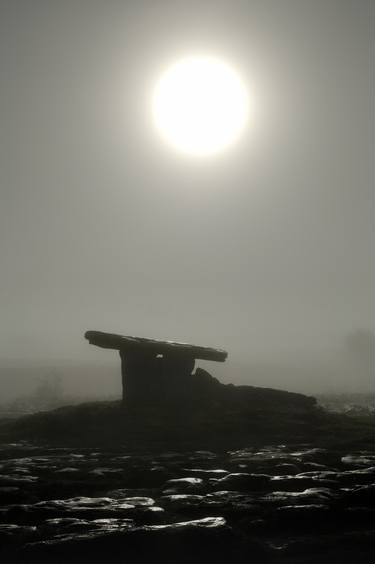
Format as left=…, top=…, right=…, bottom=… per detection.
left=1, top=328, right=375, bottom=406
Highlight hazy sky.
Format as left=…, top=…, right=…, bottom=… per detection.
left=1, top=1, right=375, bottom=379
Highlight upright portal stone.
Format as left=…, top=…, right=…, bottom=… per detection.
left=85, top=331, right=227, bottom=406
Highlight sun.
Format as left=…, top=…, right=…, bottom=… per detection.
left=152, top=56, right=249, bottom=157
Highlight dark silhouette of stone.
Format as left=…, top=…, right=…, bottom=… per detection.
left=85, top=331, right=227, bottom=361
left=85, top=330, right=227, bottom=405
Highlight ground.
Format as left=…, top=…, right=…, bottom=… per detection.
left=1, top=387, right=375, bottom=562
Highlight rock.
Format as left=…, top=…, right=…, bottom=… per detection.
left=85, top=331, right=227, bottom=405
left=0, top=475, right=38, bottom=486
left=2, top=443, right=375, bottom=563
left=105, top=495, right=155, bottom=506
left=40, top=517, right=134, bottom=536
left=270, top=474, right=311, bottom=488
left=189, top=451, right=218, bottom=460
left=199, top=491, right=259, bottom=518
left=0, top=524, right=38, bottom=544
left=18, top=517, right=270, bottom=564
left=302, top=462, right=333, bottom=471
left=214, top=473, right=270, bottom=492
left=85, top=331, right=228, bottom=362
left=341, top=454, right=375, bottom=467
left=272, top=504, right=331, bottom=530
left=273, top=529, right=375, bottom=562
left=163, top=477, right=204, bottom=494
left=1, top=496, right=165, bottom=525
left=342, top=485, right=375, bottom=506
left=0, top=487, right=25, bottom=504
left=270, top=473, right=338, bottom=491
left=338, top=467, right=375, bottom=486
left=264, top=487, right=335, bottom=506
left=272, top=463, right=301, bottom=475
left=181, top=468, right=228, bottom=478
left=161, top=494, right=205, bottom=504
left=159, top=494, right=205, bottom=513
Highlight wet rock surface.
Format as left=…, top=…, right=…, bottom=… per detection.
left=1, top=443, right=375, bottom=562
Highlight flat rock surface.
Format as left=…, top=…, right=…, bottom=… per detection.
left=85, top=330, right=228, bottom=362
left=2, top=442, right=375, bottom=563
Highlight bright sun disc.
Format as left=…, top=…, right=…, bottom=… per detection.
left=152, top=57, right=249, bottom=156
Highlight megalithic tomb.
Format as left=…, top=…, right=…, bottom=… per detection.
left=85, top=330, right=228, bottom=406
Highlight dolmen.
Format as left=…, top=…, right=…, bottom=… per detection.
left=85, top=330, right=316, bottom=414
left=85, top=330, right=227, bottom=407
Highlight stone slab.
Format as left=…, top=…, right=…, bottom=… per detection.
left=85, top=331, right=227, bottom=362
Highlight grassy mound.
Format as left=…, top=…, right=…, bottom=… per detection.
left=1, top=387, right=375, bottom=450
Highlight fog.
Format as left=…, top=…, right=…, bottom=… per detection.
left=1, top=1, right=375, bottom=403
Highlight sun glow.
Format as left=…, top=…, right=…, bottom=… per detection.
left=152, top=57, right=249, bottom=156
